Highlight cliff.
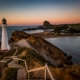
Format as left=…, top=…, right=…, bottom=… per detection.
left=9, top=30, right=72, bottom=67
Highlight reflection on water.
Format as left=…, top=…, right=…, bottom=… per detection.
left=46, top=36, right=80, bottom=64
left=24, top=29, right=54, bottom=34
left=24, top=30, right=44, bottom=34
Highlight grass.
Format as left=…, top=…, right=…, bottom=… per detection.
left=4, top=67, right=18, bottom=80
left=16, top=47, right=51, bottom=66
left=3, top=49, right=16, bottom=57
left=50, top=64, right=80, bottom=80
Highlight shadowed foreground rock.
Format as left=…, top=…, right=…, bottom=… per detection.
left=9, top=30, right=72, bottom=67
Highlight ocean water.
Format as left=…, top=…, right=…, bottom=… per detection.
left=0, top=26, right=38, bottom=41
left=46, top=37, right=80, bottom=64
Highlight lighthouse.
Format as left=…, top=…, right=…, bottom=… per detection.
left=1, top=18, right=10, bottom=50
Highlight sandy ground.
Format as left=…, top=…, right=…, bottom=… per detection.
left=30, top=31, right=55, bottom=39
left=30, top=31, right=80, bottom=39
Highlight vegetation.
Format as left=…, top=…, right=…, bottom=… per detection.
left=53, top=25, right=68, bottom=34
left=17, top=47, right=26, bottom=54
left=52, top=23, right=80, bottom=34
left=50, top=64, right=80, bottom=80
left=40, top=22, right=80, bottom=34
left=0, top=67, right=2, bottom=78
left=3, top=49, right=16, bottom=57
left=17, top=47, right=51, bottom=66
left=4, top=67, right=18, bottom=80
left=22, top=49, right=46, bottom=65
left=68, top=23, right=80, bottom=28
left=0, top=51, right=6, bottom=59
left=69, top=28, right=80, bottom=34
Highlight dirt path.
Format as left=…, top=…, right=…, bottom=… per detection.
left=17, top=67, right=27, bottom=80
left=0, top=68, right=7, bottom=80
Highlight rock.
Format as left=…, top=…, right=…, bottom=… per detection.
left=43, top=21, right=51, bottom=28
left=37, top=21, right=52, bottom=29
left=23, top=28, right=37, bottom=31
left=9, top=30, right=30, bottom=44
left=15, top=39, right=33, bottom=49
left=67, top=55, right=72, bottom=60
left=9, top=30, right=72, bottom=67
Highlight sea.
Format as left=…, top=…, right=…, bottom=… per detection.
left=0, top=26, right=39, bottom=40
left=0, top=26, right=80, bottom=64
left=46, top=37, right=80, bottom=64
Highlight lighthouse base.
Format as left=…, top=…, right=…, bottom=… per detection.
left=1, top=24, right=10, bottom=50
left=1, top=45, right=10, bottom=51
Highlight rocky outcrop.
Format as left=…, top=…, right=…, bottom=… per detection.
left=9, top=30, right=72, bottom=67
left=43, top=21, right=51, bottom=28
left=38, top=21, right=52, bottom=29
left=15, top=39, right=33, bottom=49
left=9, top=30, right=30, bottom=44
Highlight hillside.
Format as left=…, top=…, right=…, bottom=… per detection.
left=1, top=46, right=80, bottom=80
left=41, top=21, right=80, bottom=29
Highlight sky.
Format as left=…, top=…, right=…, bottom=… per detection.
left=0, top=0, right=80, bottom=26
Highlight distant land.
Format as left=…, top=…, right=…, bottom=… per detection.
left=42, top=21, right=80, bottom=28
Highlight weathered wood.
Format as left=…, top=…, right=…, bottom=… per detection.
left=45, top=64, right=54, bottom=80
left=5, top=56, right=55, bottom=80
left=28, top=66, right=45, bottom=73
left=13, top=57, right=25, bottom=61
left=44, top=68, right=47, bottom=80
left=24, top=61, right=28, bottom=71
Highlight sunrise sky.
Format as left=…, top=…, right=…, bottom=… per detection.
left=0, top=0, right=80, bottom=26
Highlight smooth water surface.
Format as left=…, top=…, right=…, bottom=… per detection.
left=24, top=29, right=44, bottom=34
left=46, top=37, right=80, bottom=64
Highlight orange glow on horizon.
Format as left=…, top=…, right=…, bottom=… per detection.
left=0, top=16, right=80, bottom=26
left=0, top=0, right=80, bottom=26
left=1, top=20, right=80, bottom=26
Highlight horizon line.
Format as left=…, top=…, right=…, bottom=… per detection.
left=0, top=22, right=80, bottom=27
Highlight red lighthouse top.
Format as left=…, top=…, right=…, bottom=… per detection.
left=2, top=18, right=7, bottom=25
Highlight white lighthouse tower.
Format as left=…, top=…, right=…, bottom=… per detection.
left=1, top=18, right=10, bottom=50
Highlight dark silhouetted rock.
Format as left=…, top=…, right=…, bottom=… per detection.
left=43, top=21, right=51, bottom=28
